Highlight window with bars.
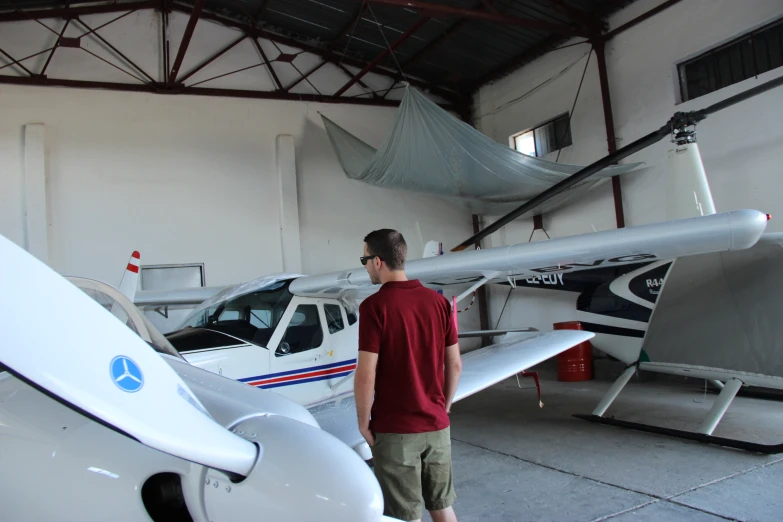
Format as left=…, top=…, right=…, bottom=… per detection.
left=678, top=18, right=783, bottom=102
left=511, top=113, right=572, bottom=157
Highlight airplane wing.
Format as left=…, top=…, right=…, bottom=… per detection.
left=290, top=210, right=768, bottom=297
left=454, top=330, right=592, bottom=402
left=310, top=329, right=593, bottom=458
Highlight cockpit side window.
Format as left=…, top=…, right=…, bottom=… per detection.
left=276, top=304, right=323, bottom=356
left=324, top=304, right=345, bottom=334
left=178, top=280, right=294, bottom=347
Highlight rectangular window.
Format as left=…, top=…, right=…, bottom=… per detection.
left=678, top=18, right=783, bottom=102
left=511, top=113, right=572, bottom=157
left=140, top=263, right=205, bottom=291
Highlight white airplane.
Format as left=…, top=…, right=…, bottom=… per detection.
left=0, top=234, right=406, bottom=521
left=134, top=166, right=769, bottom=459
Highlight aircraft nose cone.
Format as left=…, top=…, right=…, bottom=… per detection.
left=202, top=415, right=385, bottom=522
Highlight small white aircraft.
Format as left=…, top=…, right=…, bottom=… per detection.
left=134, top=158, right=769, bottom=459
left=0, top=235, right=406, bottom=521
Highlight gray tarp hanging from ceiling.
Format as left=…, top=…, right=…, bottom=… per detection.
left=321, top=86, right=643, bottom=216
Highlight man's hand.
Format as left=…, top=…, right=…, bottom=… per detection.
left=443, top=343, right=462, bottom=415
left=359, top=424, right=375, bottom=447
left=355, top=351, right=378, bottom=448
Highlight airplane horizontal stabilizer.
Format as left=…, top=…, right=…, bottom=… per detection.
left=135, top=285, right=228, bottom=306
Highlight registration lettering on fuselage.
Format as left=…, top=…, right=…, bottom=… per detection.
left=529, top=254, right=658, bottom=274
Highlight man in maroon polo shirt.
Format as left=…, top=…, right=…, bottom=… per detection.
left=354, top=228, right=462, bottom=522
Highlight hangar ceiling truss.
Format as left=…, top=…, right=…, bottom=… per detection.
left=0, top=0, right=640, bottom=110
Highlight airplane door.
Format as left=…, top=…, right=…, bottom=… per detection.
left=321, top=301, right=358, bottom=399
left=267, top=297, right=330, bottom=405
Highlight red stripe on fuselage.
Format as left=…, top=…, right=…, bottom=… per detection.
left=247, top=364, right=356, bottom=387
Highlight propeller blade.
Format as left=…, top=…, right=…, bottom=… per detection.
left=0, top=235, right=258, bottom=476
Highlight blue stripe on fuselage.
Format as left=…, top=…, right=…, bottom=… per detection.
left=238, top=358, right=357, bottom=383
left=255, top=369, right=355, bottom=389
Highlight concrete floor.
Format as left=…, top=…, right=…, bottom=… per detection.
left=421, top=370, right=783, bottom=522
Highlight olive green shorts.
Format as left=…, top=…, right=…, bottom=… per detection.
left=370, top=426, right=456, bottom=521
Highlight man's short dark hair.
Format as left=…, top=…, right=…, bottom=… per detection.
left=364, top=229, right=407, bottom=270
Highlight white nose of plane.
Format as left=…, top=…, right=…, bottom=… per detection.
left=202, top=414, right=386, bottom=521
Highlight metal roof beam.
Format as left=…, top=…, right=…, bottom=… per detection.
left=546, top=0, right=603, bottom=33
left=334, top=16, right=430, bottom=97
left=402, top=0, right=496, bottom=70
left=329, top=2, right=369, bottom=44
left=251, top=36, right=283, bottom=91
left=75, top=17, right=156, bottom=83
left=283, top=60, right=327, bottom=92
left=470, top=33, right=565, bottom=89
left=603, top=0, right=683, bottom=41
left=0, top=73, right=456, bottom=108
left=0, top=1, right=158, bottom=22
left=168, top=0, right=205, bottom=85
left=167, top=4, right=464, bottom=103
left=0, top=46, right=33, bottom=76
left=352, top=0, right=587, bottom=37
left=178, top=34, right=247, bottom=84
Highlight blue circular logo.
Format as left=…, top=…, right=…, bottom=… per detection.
left=110, top=356, right=144, bottom=393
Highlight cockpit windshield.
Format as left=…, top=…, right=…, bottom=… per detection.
left=140, top=313, right=185, bottom=359
left=176, top=280, right=294, bottom=347
left=67, top=277, right=185, bottom=360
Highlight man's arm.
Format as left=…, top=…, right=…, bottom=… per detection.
left=443, top=343, right=462, bottom=413
left=354, top=350, right=378, bottom=446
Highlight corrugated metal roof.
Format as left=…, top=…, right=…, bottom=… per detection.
left=1, top=0, right=637, bottom=103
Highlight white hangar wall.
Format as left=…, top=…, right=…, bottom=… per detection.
left=0, top=7, right=481, bottom=339
left=472, top=0, right=783, bottom=333
left=0, top=85, right=475, bottom=280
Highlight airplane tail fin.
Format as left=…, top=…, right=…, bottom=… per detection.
left=575, top=260, right=674, bottom=365
left=118, top=251, right=140, bottom=301
left=423, top=240, right=443, bottom=258
left=513, top=259, right=674, bottom=365
left=665, top=129, right=716, bottom=220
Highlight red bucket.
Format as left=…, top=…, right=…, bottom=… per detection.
left=553, top=321, right=593, bottom=382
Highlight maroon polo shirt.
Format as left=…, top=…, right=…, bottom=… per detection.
left=358, top=279, right=458, bottom=434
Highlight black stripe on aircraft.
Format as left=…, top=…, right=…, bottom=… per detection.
left=580, top=322, right=646, bottom=338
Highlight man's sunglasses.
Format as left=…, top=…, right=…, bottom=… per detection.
left=360, top=255, right=381, bottom=266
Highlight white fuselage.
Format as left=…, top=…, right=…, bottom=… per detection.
left=176, top=290, right=359, bottom=408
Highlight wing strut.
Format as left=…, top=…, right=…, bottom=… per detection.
left=516, top=371, right=543, bottom=408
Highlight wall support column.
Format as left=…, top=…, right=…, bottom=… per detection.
left=593, top=37, right=625, bottom=229
left=276, top=134, right=302, bottom=272
left=23, top=123, right=50, bottom=264
left=472, top=214, right=491, bottom=347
